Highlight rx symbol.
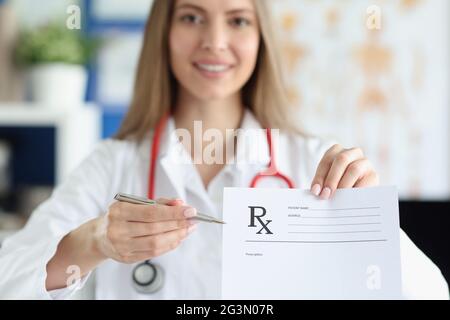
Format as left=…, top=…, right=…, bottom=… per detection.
left=248, top=206, right=273, bottom=234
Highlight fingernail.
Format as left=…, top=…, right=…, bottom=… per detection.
left=183, top=207, right=197, bottom=218
left=320, top=187, right=331, bottom=200
left=311, top=184, right=321, bottom=196
left=170, top=198, right=184, bottom=205
left=188, top=219, right=198, bottom=226
left=187, top=224, right=197, bottom=234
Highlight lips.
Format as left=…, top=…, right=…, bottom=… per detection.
left=194, top=61, right=232, bottom=73
left=193, top=61, right=234, bottom=79
left=194, top=63, right=232, bottom=72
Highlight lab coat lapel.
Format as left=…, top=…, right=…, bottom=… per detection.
left=158, top=159, right=188, bottom=201
left=155, top=117, right=190, bottom=201
left=234, top=110, right=270, bottom=180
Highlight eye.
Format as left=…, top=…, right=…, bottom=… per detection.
left=180, top=14, right=203, bottom=25
left=230, top=17, right=251, bottom=28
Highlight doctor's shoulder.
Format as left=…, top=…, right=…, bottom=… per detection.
left=59, top=137, right=142, bottom=196
left=75, top=138, right=140, bottom=173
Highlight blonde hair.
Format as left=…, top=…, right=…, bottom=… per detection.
left=116, top=0, right=300, bottom=141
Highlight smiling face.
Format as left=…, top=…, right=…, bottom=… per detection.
left=169, top=0, right=261, bottom=102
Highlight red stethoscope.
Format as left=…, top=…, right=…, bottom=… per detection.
left=148, top=113, right=296, bottom=199
left=132, top=112, right=295, bottom=294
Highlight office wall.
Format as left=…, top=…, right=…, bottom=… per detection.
left=272, top=0, right=450, bottom=200
left=9, top=0, right=79, bottom=27
left=88, top=0, right=450, bottom=200
left=3, top=0, right=450, bottom=200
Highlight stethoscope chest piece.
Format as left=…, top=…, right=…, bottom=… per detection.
left=132, top=261, right=164, bottom=294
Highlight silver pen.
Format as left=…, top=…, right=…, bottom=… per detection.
left=114, top=193, right=226, bottom=225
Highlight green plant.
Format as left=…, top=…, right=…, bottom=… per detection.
left=15, top=22, right=97, bottom=66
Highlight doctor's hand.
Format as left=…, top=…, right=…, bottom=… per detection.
left=95, top=198, right=198, bottom=264
left=310, top=144, right=379, bottom=200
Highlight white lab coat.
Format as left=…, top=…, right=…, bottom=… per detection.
left=0, top=110, right=448, bottom=300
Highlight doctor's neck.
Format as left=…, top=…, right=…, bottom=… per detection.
left=173, top=90, right=245, bottom=135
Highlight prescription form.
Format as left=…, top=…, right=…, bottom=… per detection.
left=221, top=186, right=402, bottom=299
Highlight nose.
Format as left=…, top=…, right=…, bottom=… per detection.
left=201, top=20, right=228, bottom=52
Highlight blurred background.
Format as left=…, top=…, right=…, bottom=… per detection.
left=0, top=0, right=449, bottom=296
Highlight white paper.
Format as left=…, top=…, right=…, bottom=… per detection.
left=222, top=186, right=402, bottom=299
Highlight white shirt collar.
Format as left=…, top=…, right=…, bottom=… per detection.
left=137, top=109, right=271, bottom=195
left=135, top=108, right=275, bottom=204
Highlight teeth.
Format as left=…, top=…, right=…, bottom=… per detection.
left=196, top=64, right=230, bottom=72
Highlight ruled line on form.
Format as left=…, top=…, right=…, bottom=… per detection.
left=245, top=239, right=388, bottom=244
left=299, top=206, right=381, bottom=211
left=299, top=214, right=381, bottom=219
left=288, top=223, right=382, bottom=226
left=288, top=230, right=382, bottom=234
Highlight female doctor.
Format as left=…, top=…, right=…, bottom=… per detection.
left=0, top=0, right=448, bottom=299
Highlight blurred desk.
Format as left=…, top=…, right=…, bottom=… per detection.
left=0, top=210, right=25, bottom=247
left=0, top=103, right=101, bottom=184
